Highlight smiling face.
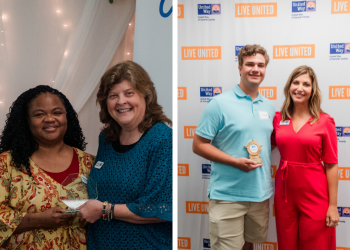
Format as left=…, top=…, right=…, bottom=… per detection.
left=107, top=80, right=146, bottom=132
left=28, top=93, right=67, bottom=146
left=238, top=53, right=266, bottom=89
left=289, top=73, right=312, bottom=105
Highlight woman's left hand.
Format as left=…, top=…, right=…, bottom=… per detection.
left=77, top=200, right=103, bottom=223
left=326, top=205, right=339, bottom=227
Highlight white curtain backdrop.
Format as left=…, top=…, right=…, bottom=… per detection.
left=52, top=0, right=135, bottom=113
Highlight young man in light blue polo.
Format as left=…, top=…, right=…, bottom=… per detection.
left=193, top=44, right=275, bottom=250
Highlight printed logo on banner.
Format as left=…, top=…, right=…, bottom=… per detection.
left=186, top=201, right=209, bottom=214
left=235, top=3, right=277, bottom=18
left=329, top=43, right=350, bottom=61
left=331, top=0, right=350, bottom=14
left=259, top=87, right=277, bottom=100
left=203, top=238, right=211, bottom=249
left=202, top=164, right=211, bottom=179
left=273, top=44, right=315, bottom=59
left=182, top=46, right=221, bottom=60
left=253, top=242, right=278, bottom=249
left=184, top=126, right=196, bottom=139
left=271, top=165, right=277, bottom=178
left=235, top=45, right=245, bottom=62
left=291, top=1, right=316, bottom=19
left=338, top=167, right=350, bottom=180
left=178, top=87, right=187, bottom=100
left=197, top=4, right=221, bottom=21
left=338, top=207, right=350, bottom=217
left=200, top=87, right=222, bottom=102
left=178, top=237, right=191, bottom=249
left=329, top=86, right=350, bottom=99
left=178, top=164, right=189, bottom=176
left=336, top=127, right=350, bottom=136
left=178, top=4, right=184, bottom=18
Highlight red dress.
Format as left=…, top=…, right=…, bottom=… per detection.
left=272, top=112, right=338, bottom=250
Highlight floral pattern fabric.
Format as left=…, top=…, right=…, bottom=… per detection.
left=0, top=148, right=95, bottom=250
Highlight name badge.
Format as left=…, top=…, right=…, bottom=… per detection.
left=94, top=161, right=104, bottom=169
left=280, top=120, right=290, bottom=125
left=81, top=175, right=88, bottom=184
left=259, top=111, right=269, bottom=120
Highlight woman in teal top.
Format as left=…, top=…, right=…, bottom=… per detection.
left=77, top=61, right=172, bottom=249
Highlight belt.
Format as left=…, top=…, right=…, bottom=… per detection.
left=280, top=160, right=322, bottom=203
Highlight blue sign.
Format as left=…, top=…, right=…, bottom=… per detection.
left=198, top=4, right=221, bottom=15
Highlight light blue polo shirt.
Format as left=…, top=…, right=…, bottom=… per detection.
left=196, top=84, right=275, bottom=202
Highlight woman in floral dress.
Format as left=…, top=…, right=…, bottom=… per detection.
left=0, top=85, right=95, bottom=249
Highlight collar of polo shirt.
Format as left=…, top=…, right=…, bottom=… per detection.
left=233, top=84, right=263, bottom=102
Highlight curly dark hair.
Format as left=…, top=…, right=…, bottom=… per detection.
left=0, top=85, right=87, bottom=176
left=97, top=61, right=172, bottom=142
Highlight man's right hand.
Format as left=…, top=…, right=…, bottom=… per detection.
left=233, top=158, right=263, bottom=172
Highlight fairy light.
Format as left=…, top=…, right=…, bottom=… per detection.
left=56, top=10, right=61, bottom=13
left=64, top=24, right=67, bottom=27
left=127, top=53, right=130, bottom=55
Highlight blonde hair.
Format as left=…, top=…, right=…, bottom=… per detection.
left=238, top=44, right=270, bottom=67
left=281, top=65, right=324, bottom=124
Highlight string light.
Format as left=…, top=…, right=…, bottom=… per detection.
left=127, top=53, right=130, bottom=55
left=129, top=23, right=131, bottom=26
left=64, top=24, right=67, bottom=27
left=56, top=10, right=60, bottom=13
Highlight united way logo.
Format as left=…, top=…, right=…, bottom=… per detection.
left=203, top=238, right=211, bottom=249
left=202, top=164, right=211, bottom=179
left=330, top=43, right=350, bottom=54
left=198, top=4, right=221, bottom=15
left=200, top=87, right=222, bottom=102
left=292, top=1, right=316, bottom=12
left=336, top=127, right=350, bottom=137
left=338, top=207, right=350, bottom=217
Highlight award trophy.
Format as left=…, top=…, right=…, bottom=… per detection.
left=244, top=140, right=263, bottom=164
left=60, top=176, right=98, bottom=213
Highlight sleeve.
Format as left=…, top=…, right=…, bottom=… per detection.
left=0, top=154, right=27, bottom=246
left=271, top=113, right=278, bottom=146
left=195, top=98, right=222, bottom=140
left=126, top=128, right=172, bottom=221
left=321, top=116, right=338, bottom=164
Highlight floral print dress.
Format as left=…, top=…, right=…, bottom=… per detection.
left=0, top=148, right=95, bottom=250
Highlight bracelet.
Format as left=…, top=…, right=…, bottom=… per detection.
left=108, top=203, right=113, bottom=222
left=102, top=201, right=108, bottom=220
left=106, top=203, right=111, bottom=222
left=110, top=204, right=115, bottom=221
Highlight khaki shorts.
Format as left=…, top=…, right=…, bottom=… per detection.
left=209, top=199, right=269, bottom=250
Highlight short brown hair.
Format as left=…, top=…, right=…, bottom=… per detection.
left=281, top=65, right=324, bottom=124
left=97, top=61, right=172, bottom=142
left=238, top=44, right=269, bottom=67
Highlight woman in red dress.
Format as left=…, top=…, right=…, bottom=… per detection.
left=272, top=66, right=339, bottom=250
